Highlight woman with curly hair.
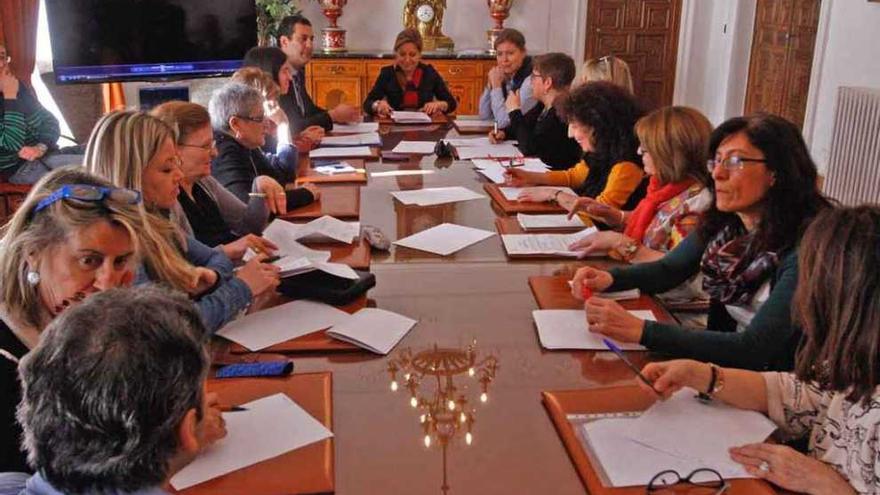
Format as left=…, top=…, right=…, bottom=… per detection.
left=505, top=81, right=647, bottom=226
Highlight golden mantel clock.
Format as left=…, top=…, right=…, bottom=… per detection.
left=403, top=0, right=454, bottom=51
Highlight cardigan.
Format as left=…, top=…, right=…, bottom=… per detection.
left=0, top=319, right=29, bottom=473
left=362, top=63, right=457, bottom=114
left=506, top=103, right=581, bottom=170
left=606, top=232, right=801, bottom=371
left=172, top=175, right=269, bottom=247
left=543, top=159, right=645, bottom=225
left=0, top=84, right=59, bottom=173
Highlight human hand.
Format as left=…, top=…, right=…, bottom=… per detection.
left=566, top=197, right=622, bottom=225
left=300, top=182, right=321, bottom=200
left=571, top=266, right=614, bottom=298
left=584, top=297, right=645, bottom=343
left=373, top=100, right=393, bottom=117
left=293, top=134, right=316, bottom=152
left=197, top=391, right=228, bottom=449
left=329, top=103, right=361, bottom=124
left=729, top=443, right=856, bottom=495
left=568, top=231, right=625, bottom=258
left=488, top=130, right=506, bottom=144
left=221, top=234, right=278, bottom=262
left=188, top=267, right=218, bottom=296
left=254, top=175, right=287, bottom=215
left=18, top=145, right=46, bottom=161
left=421, top=100, right=447, bottom=115
left=505, top=90, right=521, bottom=112
left=300, top=125, right=325, bottom=143
left=503, top=167, right=535, bottom=187
left=516, top=186, right=558, bottom=203
left=488, top=66, right=505, bottom=89
left=235, top=254, right=281, bottom=297
left=640, top=359, right=710, bottom=399
left=265, top=100, right=287, bottom=126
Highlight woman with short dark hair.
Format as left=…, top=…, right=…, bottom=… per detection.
left=479, top=28, right=537, bottom=128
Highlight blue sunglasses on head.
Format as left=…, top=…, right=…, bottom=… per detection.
left=34, top=184, right=142, bottom=213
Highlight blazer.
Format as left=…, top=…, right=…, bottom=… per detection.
left=279, top=70, right=332, bottom=134
left=363, top=63, right=457, bottom=114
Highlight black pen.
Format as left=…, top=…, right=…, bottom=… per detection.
left=218, top=405, right=248, bottom=412
left=602, top=338, right=662, bottom=396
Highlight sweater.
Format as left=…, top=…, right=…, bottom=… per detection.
left=172, top=175, right=269, bottom=247
left=363, top=63, right=457, bottom=114
left=607, top=232, right=800, bottom=370
left=0, top=85, right=59, bottom=172
left=506, top=103, right=581, bottom=170
left=544, top=159, right=644, bottom=224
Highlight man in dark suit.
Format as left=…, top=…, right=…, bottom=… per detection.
left=276, top=15, right=361, bottom=134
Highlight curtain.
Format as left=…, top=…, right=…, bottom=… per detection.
left=0, top=0, right=40, bottom=87
left=102, top=83, right=127, bottom=113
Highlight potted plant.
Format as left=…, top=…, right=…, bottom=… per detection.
left=256, top=0, right=303, bottom=46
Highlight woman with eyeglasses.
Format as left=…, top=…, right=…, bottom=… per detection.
left=150, top=101, right=278, bottom=261
left=84, top=111, right=280, bottom=333
left=209, top=81, right=319, bottom=210
left=0, top=168, right=142, bottom=472
left=572, top=114, right=831, bottom=370
left=363, top=29, right=457, bottom=118
left=639, top=206, right=880, bottom=495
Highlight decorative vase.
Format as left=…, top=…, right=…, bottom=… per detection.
left=320, top=0, right=348, bottom=53
left=486, top=0, right=514, bottom=54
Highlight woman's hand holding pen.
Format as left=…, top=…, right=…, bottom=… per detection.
left=197, top=391, right=228, bottom=450
left=373, top=100, right=393, bottom=117
left=488, top=129, right=506, bottom=144
left=503, top=167, right=539, bottom=187
left=255, top=176, right=288, bottom=215
left=584, top=297, right=644, bottom=343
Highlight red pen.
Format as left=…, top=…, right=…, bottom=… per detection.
left=581, top=284, right=593, bottom=300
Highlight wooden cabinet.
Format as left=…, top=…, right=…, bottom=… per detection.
left=306, top=54, right=495, bottom=115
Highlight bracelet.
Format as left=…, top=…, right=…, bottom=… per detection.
left=552, top=190, right=564, bottom=204
left=617, top=209, right=626, bottom=226
left=698, top=364, right=725, bottom=401
left=248, top=192, right=267, bottom=198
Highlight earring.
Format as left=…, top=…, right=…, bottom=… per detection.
left=26, top=270, right=40, bottom=286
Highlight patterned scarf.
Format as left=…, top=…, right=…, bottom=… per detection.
left=396, top=66, right=424, bottom=109
left=624, top=176, right=695, bottom=242
left=700, top=223, right=779, bottom=305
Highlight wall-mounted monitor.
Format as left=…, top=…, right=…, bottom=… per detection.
left=45, top=0, right=257, bottom=84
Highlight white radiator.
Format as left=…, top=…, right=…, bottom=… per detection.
left=823, top=87, right=880, bottom=205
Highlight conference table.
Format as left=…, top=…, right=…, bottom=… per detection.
left=218, top=121, right=677, bottom=494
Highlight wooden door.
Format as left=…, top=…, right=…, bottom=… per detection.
left=584, top=0, right=683, bottom=109
left=744, top=0, right=821, bottom=127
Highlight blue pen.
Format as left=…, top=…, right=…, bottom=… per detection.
left=602, top=338, right=662, bottom=396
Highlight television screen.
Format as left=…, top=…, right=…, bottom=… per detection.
left=45, top=0, right=258, bottom=84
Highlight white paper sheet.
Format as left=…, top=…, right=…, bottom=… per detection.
left=319, top=132, right=381, bottom=147
left=393, top=223, right=495, bottom=256
left=532, top=309, right=652, bottom=350
left=445, top=137, right=517, bottom=147
left=170, top=393, right=333, bottom=490
left=391, top=141, right=437, bottom=154
left=310, top=261, right=359, bottom=280
left=390, top=186, right=485, bottom=206
left=331, top=122, right=379, bottom=133
left=370, top=169, right=435, bottom=178
left=625, top=389, right=777, bottom=474
left=313, top=162, right=359, bottom=175
left=391, top=111, right=432, bottom=123
left=456, top=143, right=523, bottom=160
left=501, top=228, right=598, bottom=257
left=453, top=118, right=495, bottom=128
left=292, top=216, right=360, bottom=244
left=471, top=158, right=549, bottom=184
left=326, top=308, right=418, bottom=354
left=499, top=186, right=575, bottom=201
left=217, top=300, right=352, bottom=351
left=516, top=213, right=586, bottom=230
left=308, top=146, right=373, bottom=158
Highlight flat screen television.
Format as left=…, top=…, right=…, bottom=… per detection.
left=45, top=0, right=258, bottom=84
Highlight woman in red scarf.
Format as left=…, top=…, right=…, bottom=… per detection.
left=567, top=106, right=713, bottom=263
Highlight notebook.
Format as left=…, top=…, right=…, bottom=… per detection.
left=326, top=308, right=417, bottom=354
left=517, top=213, right=586, bottom=231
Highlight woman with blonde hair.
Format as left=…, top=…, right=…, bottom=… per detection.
left=0, top=167, right=142, bottom=472
left=581, top=55, right=634, bottom=93
left=84, top=111, right=280, bottom=333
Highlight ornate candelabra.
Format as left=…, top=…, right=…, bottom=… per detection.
left=319, top=0, right=348, bottom=52
left=387, top=343, right=498, bottom=493
left=486, top=0, right=514, bottom=54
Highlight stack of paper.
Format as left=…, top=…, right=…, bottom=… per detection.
left=565, top=280, right=641, bottom=301
left=331, top=122, right=379, bottom=133
left=170, top=393, right=333, bottom=490
left=453, top=118, right=495, bottom=129
left=390, top=186, right=485, bottom=206
left=445, top=137, right=517, bottom=147
left=217, top=300, right=352, bottom=351
left=391, top=141, right=437, bottom=154
left=456, top=143, right=523, bottom=160
left=326, top=308, right=418, bottom=354
left=391, top=111, right=432, bottom=123
left=472, top=158, right=549, bottom=184
left=532, top=309, right=654, bottom=350
left=501, top=227, right=598, bottom=257
left=309, top=146, right=374, bottom=158
left=319, top=132, right=381, bottom=147
left=393, top=223, right=495, bottom=256
left=264, top=217, right=359, bottom=244
left=499, top=186, right=575, bottom=201
left=517, top=213, right=585, bottom=231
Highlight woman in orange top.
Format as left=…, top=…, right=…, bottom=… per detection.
left=505, top=81, right=646, bottom=226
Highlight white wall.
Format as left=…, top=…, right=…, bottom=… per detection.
left=804, top=1, right=880, bottom=171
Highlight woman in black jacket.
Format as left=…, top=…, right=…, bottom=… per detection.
left=363, top=29, right=457, bottom=117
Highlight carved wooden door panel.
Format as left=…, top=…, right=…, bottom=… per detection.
left=584, top=0, right=683, bottom=109
left=744, top=0, right=821, bottom=127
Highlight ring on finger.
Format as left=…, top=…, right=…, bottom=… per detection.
left=758, top=461, right=770, bottom=473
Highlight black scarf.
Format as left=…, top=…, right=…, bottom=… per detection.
left=501, top=56, right=533, bottom=99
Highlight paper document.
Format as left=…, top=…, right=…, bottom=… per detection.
left=625, top=389, right=777, bottom=475
left=326, top=308, right=417, bottom=354
left=565, top=280, right=641, bottom=301
left=499, top=186, right=575, bottom=201
left=445, top=137, right=516, bottom=147
left=394, top=223, right=495, bottom=256
left=332, top=122, right=379, bottom=133
left=501, top=228, right=598, bottom=257
left=391, top=111, right=432, bottom=123
left=217, top=300, right=352, bottom=351
left=314, top=162, right=359, bottom=175
left=517, top=213, right=585, bottom=230
left=456, top=143, right=523, bottom=160
left=370, top=169, right=435, bottom=178
left=309, top=146, right=373, bottom=158
left=170, top=393, right=333, bottom=490
left=453, top=118, right=495, bottom=128
left=532, top=309, right=653, bottom=350
left=263, top=217, right=358, bottom=245
left=392, top=141, right=437, bottom=154
left=319, top=132, right=381, bottom=147
left=390, top=186, right=485, bottom=206
left=472, top=158, right=549, bottom=183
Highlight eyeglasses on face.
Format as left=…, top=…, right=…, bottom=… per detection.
left=178, top=140, right=216, bottom=152
left=647, top=468, right=728, bottom=494
left=707, top=156, right=767, bottom=173
left=235, top=114, right=266, bottom=124
left=34, top=184, right=142, bottom=213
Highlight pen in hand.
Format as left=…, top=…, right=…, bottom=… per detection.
left=601, top=338, right=662, bottom=397
left=218, top=405, right=248, bottom=412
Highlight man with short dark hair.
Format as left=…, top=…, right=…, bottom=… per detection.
left=489, top=52, right=582, bottom=170
left=3, top=286, right=225, bottom=495
left=276, top=15, right=361, bottom=133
